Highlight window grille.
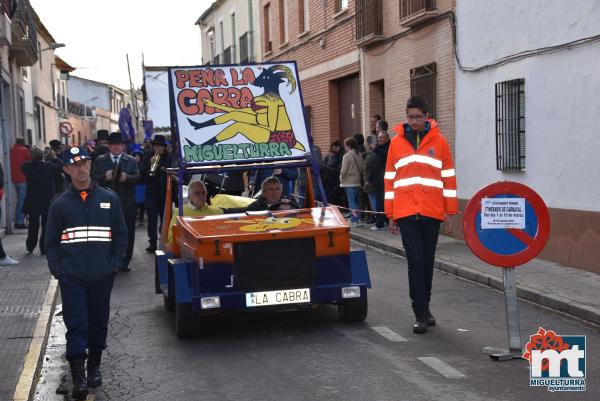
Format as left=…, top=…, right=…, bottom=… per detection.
left=400, top=0, right=436, bottom=20
left=410, top=63, right=436, bottom=119
left=495, top=79, right=526, bottom=171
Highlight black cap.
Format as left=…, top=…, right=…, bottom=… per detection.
left=108, top=132, right=124, bottom=144
left=152, top=135, right=167, bottom=146
left=96, top=129, right=109, bottom=141
left=49, top=139, right=62, bottom=149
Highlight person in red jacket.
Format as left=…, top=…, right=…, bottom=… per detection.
left=384, top=97, right=458, bottom=334
left=10, top=138, right=31, bottom=229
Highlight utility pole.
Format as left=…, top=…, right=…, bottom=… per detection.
left=126, top=53, right=140, bottom=140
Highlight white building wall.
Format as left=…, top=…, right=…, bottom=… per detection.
left=199, top=0, right=261, bottom=64
left=67, top=76, right=110, bottom=111
left=455, top=0, right=600, bottom=212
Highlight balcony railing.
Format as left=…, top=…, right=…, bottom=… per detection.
left=355, top=0, right=383, bottom=46
left=9, top=0, right=38, bottom=66
left=239, top=31, right=254, bottom=64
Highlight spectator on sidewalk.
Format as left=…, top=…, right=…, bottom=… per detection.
left=44, top=147, right=66, bottom=192
left=0, top=162, right=19, bottom=266
left=49, top=139, right=65, bottom=159
left=45, top=146, right=127, bottom=399
left=10, top=138, right=31, bottom=229
left=385, top=96, right=458, bottom=334
left=370, top=114, right=382, bottom=136
left=324, top=140, right=344, bottom=175
left=92, top=133, right=141, bottom=271
left=21, top=148, right=62, bottom=255
left=364, top=135, right=386, bottom=231
left=340, top=137, right=364, bottom=226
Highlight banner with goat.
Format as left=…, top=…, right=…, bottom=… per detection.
left=168, top=62, right=311, bottom=165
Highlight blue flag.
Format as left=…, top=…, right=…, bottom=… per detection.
left=119, top=106, right=135, bottom=142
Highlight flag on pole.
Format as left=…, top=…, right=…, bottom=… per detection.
left=119, top=106, right=135, bottom=142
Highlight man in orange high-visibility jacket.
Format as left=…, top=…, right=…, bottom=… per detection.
left=384, top=96, right=458, bottom=334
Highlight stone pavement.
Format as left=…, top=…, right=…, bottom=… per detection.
left=0, top=228, right=55, bottom=401
left=350, top=225, right=600, bottom=326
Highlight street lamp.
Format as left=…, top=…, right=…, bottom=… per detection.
left=40, top=43, right=66, bottom=52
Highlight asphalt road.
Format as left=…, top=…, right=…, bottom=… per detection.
left=34, top=227, right=599, bottom=401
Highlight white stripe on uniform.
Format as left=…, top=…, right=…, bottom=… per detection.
left=394, top=154, right=442, bottom=170
left=443, top=189, right=457, bottom=198
left=394, top=177, right=443, bottom=189
left=441, top=169, right=455, bottom=178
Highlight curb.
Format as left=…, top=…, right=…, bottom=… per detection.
left=12, top=278, right=59, bottom=401
left=350, top=232, right=600, bottom=326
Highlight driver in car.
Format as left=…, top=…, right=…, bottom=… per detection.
left=247, top=176, right=300, bottom=211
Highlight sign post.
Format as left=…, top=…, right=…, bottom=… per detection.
left=463, top=181, right=550, bottom=361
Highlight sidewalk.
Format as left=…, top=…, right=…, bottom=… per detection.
left=350, top=225, right=600, bottom=326
left=0, top=228, right=56, bottom=401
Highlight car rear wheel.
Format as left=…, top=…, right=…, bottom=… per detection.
left=338, top=291, right=368, bottom=322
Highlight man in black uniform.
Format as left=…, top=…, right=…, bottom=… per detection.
left=91, top=129, right=110, bottom=163
left=92, top=132, right=141, bottom=270
left=140, top=135, right=172, bottom=252
left=45, top=146, right=127, bottom=399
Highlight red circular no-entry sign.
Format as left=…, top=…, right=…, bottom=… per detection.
left=60, top=121, right=73, bottom=136
left=463, top=181, right=550, bottom=268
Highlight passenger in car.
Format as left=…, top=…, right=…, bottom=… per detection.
left=247, top=176, right=300, bottom=211
left=167, top=180, right=223, bottom=243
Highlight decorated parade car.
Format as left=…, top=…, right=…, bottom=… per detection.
left=154, top=62, right=371, bottom=337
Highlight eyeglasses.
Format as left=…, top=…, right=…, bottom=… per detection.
left=407, top=115, right=425, bottom=121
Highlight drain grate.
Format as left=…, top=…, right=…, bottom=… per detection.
left=0, top=305, right=41, bottom=318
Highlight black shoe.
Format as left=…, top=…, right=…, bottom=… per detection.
left=87, top=351, right=103, bottom=388
left=121, top=265, right=131, bottom=272
left=69, top=358, right=89, bottom=399
left=426, top=307, right=436, bottom=326
left=413, top=316, right=428, bottom=334
left=146, top=245, right=157, bottom=253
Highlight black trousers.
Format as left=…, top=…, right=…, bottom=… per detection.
left=26, top=212, right=48, bottom=253
left=123, top=208, right=137, bottom=267
left=146, top=195, right=165, bottom=246
left=60, top=273, right=115, bottom=360
left=397, top=217, right=441, bottom=313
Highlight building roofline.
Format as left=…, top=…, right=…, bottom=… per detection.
left=55, top=56, right=75, bottom=72
left=32, top=8, right=57, bottom=44
left=195, top=0, right=224, bottom=26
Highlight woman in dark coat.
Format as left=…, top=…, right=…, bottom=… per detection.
left=22, top=148, right=62, bottom=254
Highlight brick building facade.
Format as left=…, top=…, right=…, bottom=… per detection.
left=259, top=0, right=361, bottom=151
left=359, top=0, right=456, bottom=152
left=258, top=0, right=455, bottom=153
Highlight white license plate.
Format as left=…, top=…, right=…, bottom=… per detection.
left=246, top=288, right=311, bottom=307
